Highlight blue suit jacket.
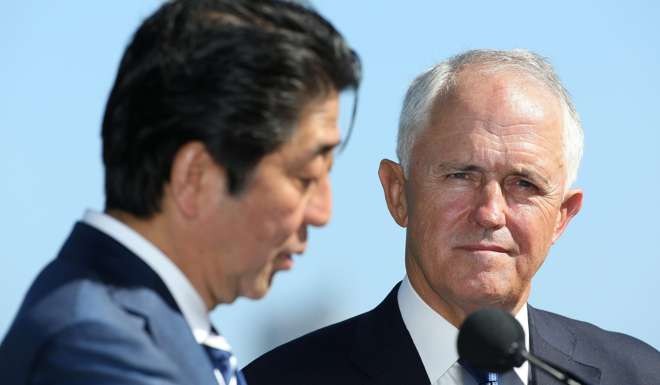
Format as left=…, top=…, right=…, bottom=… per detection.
left=244, top=283, right=660, bottom=385
left=0, top=222, right=218, bottom=385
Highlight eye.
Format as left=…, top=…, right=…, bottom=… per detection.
left=513, top=178, right=539, bottom=193
left=298, top=176, right=315, bottom=190
left=445, top=171, right=480, bottom=185
left=447, top=172, right=470, bottom=180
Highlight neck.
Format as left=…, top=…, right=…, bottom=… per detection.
left=404, top=254, right=529, bottom=327
left=106, top=209, right=215, bottom=310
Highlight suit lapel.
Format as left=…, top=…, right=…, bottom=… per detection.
left=343, top=284, right=604, bottom=385
left=528, top=306, right=601, bottom=385
left=348, top=283, right=431, bottom=385
left=63, top=223, right=218, bottom=385
left=114, top=289, right=218, bottom=385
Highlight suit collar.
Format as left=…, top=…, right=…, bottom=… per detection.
left=398, top=276, right=458, bottom=381
left=81, top=210, right=212, bottom=340
left=60, top=222, right=218, bottom=385
left=528, top=305, right=601, bottom=385
left=398, top=276, right=532, bottom=384
left=345, top=285, right=604, bottom=385
left=348, top=282, right=430, bottom=385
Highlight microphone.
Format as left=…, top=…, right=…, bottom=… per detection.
left=456, top=308, right=593, bottom=385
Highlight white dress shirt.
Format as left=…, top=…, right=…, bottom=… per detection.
left=83, top=210, right=235, bottom=384
left=397, top=276, right=530, bottom=385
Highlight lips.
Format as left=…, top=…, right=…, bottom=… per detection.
left=274, top=244, right=305, bottom=271
left=274, top=252, right=296, bottom=270
left=457, top=244, right=510, bottom=253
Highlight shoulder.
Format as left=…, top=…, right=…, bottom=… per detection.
left=7, top=253, right=138, bottom=338
left=3, top=222, right=173, bottom=349
left=244, top=311, right=369, bottom=383
left=0, top=224, right=195, bottom=385
left=532, top=307, right=658, bottom=355
left=23, top=320, right=179, bottom=385
left=244, top=284, right=404, bottom=385
left=0, top=257, right=155, bottom=383
left=244, top=309, right=374, bottom=385
left=531, top=307, right=660, bottom=383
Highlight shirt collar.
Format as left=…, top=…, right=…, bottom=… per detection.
left=82, top=209, right=212, bottom=344
left=397, top=275, right=530, bottom=384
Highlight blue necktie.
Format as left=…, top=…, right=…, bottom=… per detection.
left=201, top=333, right=247, bottom=385
left=459, top=359, right=499, bottom=385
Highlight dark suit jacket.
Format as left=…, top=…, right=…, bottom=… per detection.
left=244, top=283, right=660, bottom=385
left=0, top=222, right=218, bottom=385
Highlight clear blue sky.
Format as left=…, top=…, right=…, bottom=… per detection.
left=1, top=0, right=659, bottom=365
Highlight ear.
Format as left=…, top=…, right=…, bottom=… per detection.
left=168, top=141, right=227, bottom=219
left=378, top=159, right=409, bottom=227
left=552, top=188, right=583, bottom=243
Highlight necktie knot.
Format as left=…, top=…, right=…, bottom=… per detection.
left=201, top=333, right=246, bottom=385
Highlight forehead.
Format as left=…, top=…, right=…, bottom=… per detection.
left=277, top=93, right=341, bottom=161
left=438, top=68, right=562, bottom=128
left=414, top=69, right=565, bottom=175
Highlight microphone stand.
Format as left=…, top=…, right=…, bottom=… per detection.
left=520, top=350, right=593, bottom=385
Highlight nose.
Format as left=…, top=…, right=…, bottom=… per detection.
left=304, top=173, right=333, bottom=227
left=472, top=181, right=507, bottom=229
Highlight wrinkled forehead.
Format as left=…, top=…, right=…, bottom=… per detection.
left=429, top=67, right=564, bottom=141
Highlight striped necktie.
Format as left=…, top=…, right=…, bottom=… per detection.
left=459, top=359, right=499, bottom=385
left=201, top=332, right=247, bottom=385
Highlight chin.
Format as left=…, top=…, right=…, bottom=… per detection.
left=457, top=281, right=514, bottom=306
left=249, top=283, right=272, bottom=299
left=237, top=279, right=271, bottom=300
left=236, top=265, right=279, bottom=298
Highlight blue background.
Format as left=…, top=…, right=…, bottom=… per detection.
left=2, top=1, right=658, bottom=365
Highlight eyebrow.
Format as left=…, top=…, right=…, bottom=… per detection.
left=436, top=162, right=550, bottom=186
left=510, top=167, right=550, bottom=186
left=435, top=162, right=484, bottom=174
left=302, top=140, right=341, bottom=162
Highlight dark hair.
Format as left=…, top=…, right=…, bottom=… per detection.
left=102, top=0, right=361, bottom=217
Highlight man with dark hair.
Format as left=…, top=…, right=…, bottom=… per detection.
left=0, top=1, right=360, bottom=384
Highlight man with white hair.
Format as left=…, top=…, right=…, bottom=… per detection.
left=244, top=49, right=660, bottom=385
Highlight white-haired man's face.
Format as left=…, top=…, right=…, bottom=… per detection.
left=379, top=69, right=583, bottom=325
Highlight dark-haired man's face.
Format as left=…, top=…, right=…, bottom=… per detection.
left=196, top=93, right=340, bottom=304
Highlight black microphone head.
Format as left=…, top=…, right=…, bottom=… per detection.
left=457, top=307, right=526, bottom=372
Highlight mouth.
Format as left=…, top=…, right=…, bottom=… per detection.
left=457, top=244, right=511, bottom=254
left=274, top=252, right=297, bottom=271
left=272, top=242, right=306, bottom=272
left=275, top=248, right=305, bottom=270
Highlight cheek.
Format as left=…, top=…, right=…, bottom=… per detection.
left=408, top=188, right=473, bottom=252
left=253, top=191, right=306, bottom=243
left=508, top=204, right=559, bottom=269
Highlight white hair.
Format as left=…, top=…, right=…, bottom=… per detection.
left=396, top=49, right=584, bottom=190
